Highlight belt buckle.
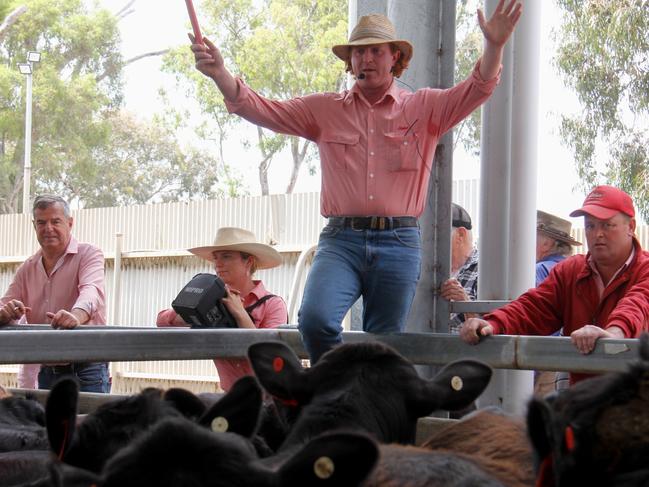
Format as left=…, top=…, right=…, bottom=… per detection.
left=371, top=217, right=387, bottom=230
left=350, top=217, right=363, bottom=231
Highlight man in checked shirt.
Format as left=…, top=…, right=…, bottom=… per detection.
left=440, top=203, right=479, bottom=334
left=190, top=2, right=522, bottom=362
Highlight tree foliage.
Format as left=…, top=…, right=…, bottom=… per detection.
left=0, top=0, right=240, bottom=213
left=163, top=0, right=347, bottom=195
left=554, top=0, right=649, bottom=219
left=454, top=0, right=483, bottom=157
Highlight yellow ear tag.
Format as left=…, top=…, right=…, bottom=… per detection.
left=211, top=416, right=229, bottom=433
left=451, top=375, right=464, bottom=391
left=314, top=456, right=335, bottom=479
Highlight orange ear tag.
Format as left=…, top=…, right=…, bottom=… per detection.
left=273, top=356, right=284, bottom=372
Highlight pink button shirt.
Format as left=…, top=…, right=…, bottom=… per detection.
left=1, top=237, right=106, bottom=387
left=156, top=280, right=287, bottom=392
left=225, top=62, right=499, bottom=217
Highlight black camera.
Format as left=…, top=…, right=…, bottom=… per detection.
left=172, top=273, right=237, bottom=328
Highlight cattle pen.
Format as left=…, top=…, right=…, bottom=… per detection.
left=0, top=325, right=643, bottom=443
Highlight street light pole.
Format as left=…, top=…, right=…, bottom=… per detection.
left=22, top=63, right=33, bottom=215
left=18, top=51, right=40, bottom=215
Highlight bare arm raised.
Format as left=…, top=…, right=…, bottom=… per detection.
left=189, top=33, right=239, bottom=101
left=477, top=0, right=523, bottom=80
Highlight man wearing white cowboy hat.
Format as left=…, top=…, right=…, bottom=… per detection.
left=156, top=227, right=287, bottom=392
left=189, top=2, right=522, bottom=362
left=535, top=210, right=582, bottom=286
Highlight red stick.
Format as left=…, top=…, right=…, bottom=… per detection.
left=185, top=0, right=203, bottom=44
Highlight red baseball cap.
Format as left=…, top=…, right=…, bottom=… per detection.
left=569, top=185, right=635, bottom=220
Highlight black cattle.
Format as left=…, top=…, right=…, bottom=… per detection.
left=528, top=332, right=649, bottom=487
left=248, top=341, right=492, bottom=449
left=0, top=393, right=48, bottom=452
left=47, top=375, right=263, bottom=474
left=101, top=419, right=379, bottom=487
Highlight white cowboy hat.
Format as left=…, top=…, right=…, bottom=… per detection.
left=332, top=14, right=413, bottom=64
left=188, top=227, right=282, bottom=270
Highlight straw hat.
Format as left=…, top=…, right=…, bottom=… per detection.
left=332, top=14, right=413, bottom=64
left=188, top=227, right=282, bottom=270
left=537, top=211, right=582, bottom=246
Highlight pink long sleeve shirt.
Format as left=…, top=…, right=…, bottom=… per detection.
left=225, top=61, right=499, bottom=217
left=156, top=280, right=287, bottom=392
left=1, top=237, right=106, bottom=387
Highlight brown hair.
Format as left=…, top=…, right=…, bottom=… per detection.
left=239, top=252, right=258, bottom=275
left=344, top=43, right=410, bottom=78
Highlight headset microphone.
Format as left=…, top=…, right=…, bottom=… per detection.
left=357, top=72, right=366, bottom=80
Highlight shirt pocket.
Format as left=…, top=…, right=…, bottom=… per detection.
left=320, top=132, right=359, bottom=170
left=383, top=131, right=420, bottom=172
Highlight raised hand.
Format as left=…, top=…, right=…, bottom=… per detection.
left=188, top=33, right=239, bottom=100
left=477, top=0, right=523, bottom=47
left=189, top=33, right=225, bottom=79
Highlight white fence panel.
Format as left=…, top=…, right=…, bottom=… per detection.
left=2, top=187, right=648, bottom=393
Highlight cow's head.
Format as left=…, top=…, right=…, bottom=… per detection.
left=248, top=341, right=492, bottom=447
left=101, top=418, right=379, bottom=487
left=527, top=332, right=649, bottom=487
left=46, top=375, right=263, bottom=473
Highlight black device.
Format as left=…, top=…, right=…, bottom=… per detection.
left=172, top=273, right=236, bottom=328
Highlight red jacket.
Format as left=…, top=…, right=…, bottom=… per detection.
left=485, top=239, right=649, bottom=382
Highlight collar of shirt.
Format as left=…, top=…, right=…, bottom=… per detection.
left=538, top=253, right=565, bottom=265
left=243, top=280, right=268, bottom=306
left=38, top=237, right=78, bottom=276
left=453, top=247, right=479, bottom=278
left=587, top=245, right=635, bottom=298
left=341, top=78, right=402, bottom=107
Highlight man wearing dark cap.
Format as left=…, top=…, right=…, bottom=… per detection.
left=461, top=186, right=649, bottom=385
left=440, top=203, right=478, bottom=333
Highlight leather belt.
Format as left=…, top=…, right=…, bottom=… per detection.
left=327, top=216, right=418, bottom=231
left=41, top=362, right=89, bottom=373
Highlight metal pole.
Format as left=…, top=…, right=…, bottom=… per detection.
left=111, top=232, right=124, bottom=326
left=22, top=63, right=33, bottom=215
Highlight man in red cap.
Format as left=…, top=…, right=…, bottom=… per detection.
left=460, top=185, right=649, bottom=385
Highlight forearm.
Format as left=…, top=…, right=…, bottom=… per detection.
left=213, top=68, right=239, bottom=102
left=231, top=308, right=255, bottom=329
left=479, top=40, right=504, bottom=81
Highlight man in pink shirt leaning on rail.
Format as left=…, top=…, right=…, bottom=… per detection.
left=189, top=2, right=522, bottom=363
left=0, top=194, right=109, bottom=392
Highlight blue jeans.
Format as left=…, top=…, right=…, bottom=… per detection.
left=38, top=362, right=110, bottom=393
left=298, top=225, right=421, bottom=363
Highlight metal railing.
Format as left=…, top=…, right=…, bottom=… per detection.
left=0, top=326, right=641, bottom=375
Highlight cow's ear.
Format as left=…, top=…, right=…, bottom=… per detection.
left=46, top=378, right=79, bottom=460
left=198, top=376, right=262, bottom=438
left=163, top=387, right=206, bottom=420
left=276, top=432, right=379, bottom=486
left=527, top=398, right=555, bottom=467
left=412, top=359, right=492, bottom=414
left=248, top=341, right=310, bottom=403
